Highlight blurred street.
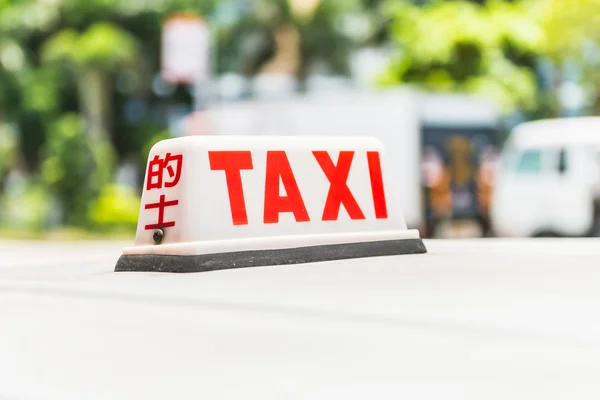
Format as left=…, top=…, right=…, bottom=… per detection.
left=2, top=0, right=600, bottom=239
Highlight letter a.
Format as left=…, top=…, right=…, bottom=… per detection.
left=264, top=151, right=310, bottom=224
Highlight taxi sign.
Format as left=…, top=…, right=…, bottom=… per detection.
left=115, top=136, right=426, bottom=273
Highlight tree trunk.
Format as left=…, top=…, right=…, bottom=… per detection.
left=77, top=68, right=112, bottom=139
left=258, top=24, right=301, bottom=76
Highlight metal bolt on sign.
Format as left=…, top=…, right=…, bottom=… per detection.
left=153, top=229, right=164, bottom=244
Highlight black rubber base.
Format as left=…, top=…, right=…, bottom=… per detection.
left=114, top=238, right=427, bottom=273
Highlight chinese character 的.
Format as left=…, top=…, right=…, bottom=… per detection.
left=146, top=153, right=183, bottom=190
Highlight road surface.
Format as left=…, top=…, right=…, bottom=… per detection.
left=0, top=239, right=599, bottom=399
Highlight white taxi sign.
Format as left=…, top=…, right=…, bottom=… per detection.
left=115, top=136, right=426, bottom=273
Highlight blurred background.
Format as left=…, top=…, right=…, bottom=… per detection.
left=0, top=0, right=599, bottom=239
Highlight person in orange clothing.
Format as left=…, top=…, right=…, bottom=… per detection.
left=421, top=147, right=452, bottom=237
left=429, top=166, right=453, bottom=219
left=475, top=147, right=499, bottom=235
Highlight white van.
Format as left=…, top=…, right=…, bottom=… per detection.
left=492, top=117, right=600, bottom=237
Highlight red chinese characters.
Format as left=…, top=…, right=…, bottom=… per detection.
left=144, top=194, right=179, bottom=230
left=146, top=153, right=183, bottom=190
left=144, top=152, right=183, bottom=230
left=209, top=150, right=388, bottom=226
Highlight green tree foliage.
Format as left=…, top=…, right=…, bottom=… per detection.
left=533, top=0, right=600, bottom=113
left=88, top=183, right=140, bottom=232
left=0, top=124, right=18, bottom=188
left=379, top=0, right=544, bottom=112
left=42, top=22, right=141, bottom=138
left=41, top=113, right=115, bottom=226
left=221, top=0, right=363, bottom=78
left=535, top=0, right=600, bottom=60
left=0, top=1, right=212, bottom=228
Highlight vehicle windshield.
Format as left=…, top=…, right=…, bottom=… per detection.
left=515, top=149, right=542, bottom=174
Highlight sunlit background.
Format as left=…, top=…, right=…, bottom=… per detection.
left=0, top=0, right=598, bottom=239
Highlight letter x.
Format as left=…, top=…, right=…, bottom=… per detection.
left=313, top=151, right=365, bottom=221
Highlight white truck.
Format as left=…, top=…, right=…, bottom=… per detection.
left=204, top=88, right=502, bottom=237
left=492, top=117, right=600, bottom=237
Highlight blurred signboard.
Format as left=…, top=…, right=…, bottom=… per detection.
left=161, top=14, right=210, bottom=85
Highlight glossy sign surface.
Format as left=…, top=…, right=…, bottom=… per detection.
left=127, top=135, right=419, bottom=256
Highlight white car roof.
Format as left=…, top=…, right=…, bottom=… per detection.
left=508, top=117, right=600, bottom=149
left=1, top=239, right=600, bottom=399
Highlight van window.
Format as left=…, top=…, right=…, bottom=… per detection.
left=516, top=150, right=541, bottom=174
